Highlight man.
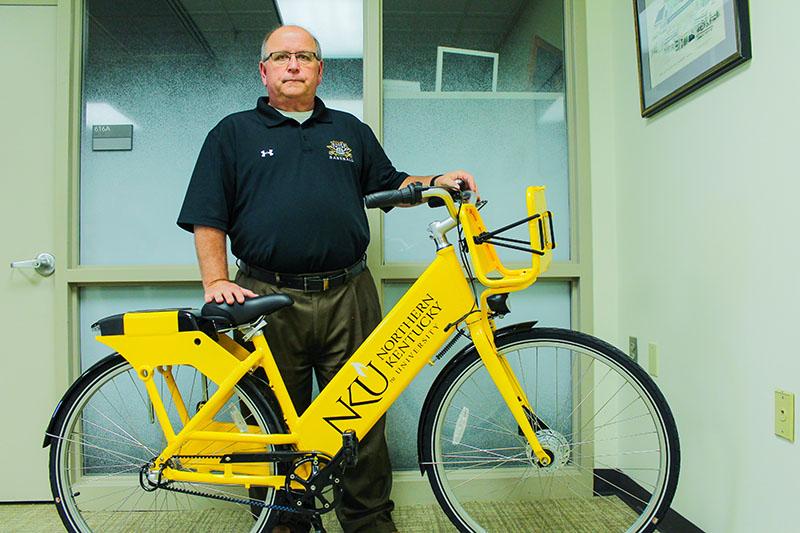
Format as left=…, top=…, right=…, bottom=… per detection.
left=178, top=25, right=476, bottom=533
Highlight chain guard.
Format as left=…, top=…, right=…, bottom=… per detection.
left=137, top=455, right=313, bottom=515
left=137, top=430, right=359, bottom=520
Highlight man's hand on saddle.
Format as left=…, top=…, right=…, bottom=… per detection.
left=204, top=279, right=258, bottom=305
left=436, top=169, right=478, bottom=196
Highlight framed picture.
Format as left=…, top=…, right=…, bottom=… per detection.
left=435, top=46, right=499, bottom=92
left=633, top=0, right=751, bottom=117
left=528, top=36, right=564, bottom=92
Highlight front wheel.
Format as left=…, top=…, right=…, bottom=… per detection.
left=419, top=327, right=680, bottom=533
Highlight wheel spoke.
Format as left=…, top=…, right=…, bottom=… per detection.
left=422, top=329, right=678, bottom=532
left=50, top=358, right=278, bottom=532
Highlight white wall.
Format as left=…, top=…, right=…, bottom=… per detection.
left=585, top=2, right=800, bottom=531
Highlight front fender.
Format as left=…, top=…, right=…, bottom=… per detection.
left=416, top=321, right=537, bottom=473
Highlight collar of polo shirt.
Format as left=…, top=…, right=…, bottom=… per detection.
left=257, top=96, right=333, bottom=128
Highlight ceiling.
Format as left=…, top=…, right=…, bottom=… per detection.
left=87, top=0, right=281, bottom=60
left=86, top=0, right=530, bottom=61
left=383, top=0, right=529, bottom=53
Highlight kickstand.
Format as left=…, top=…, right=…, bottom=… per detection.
left=309, top=513, right=326, bottom=533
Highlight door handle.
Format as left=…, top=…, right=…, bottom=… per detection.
left=10, top=252, right=55, bottom=277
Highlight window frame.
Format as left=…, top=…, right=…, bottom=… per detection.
left=56, top=0, right=593, bottom=401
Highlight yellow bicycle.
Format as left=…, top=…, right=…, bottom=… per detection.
left=44, top=184, right=679, bottom=532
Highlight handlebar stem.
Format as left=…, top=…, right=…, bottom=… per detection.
left=427, top=217, right=458, bottom=251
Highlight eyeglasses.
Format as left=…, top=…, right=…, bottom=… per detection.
left=264, top=51, right=319, bottom=65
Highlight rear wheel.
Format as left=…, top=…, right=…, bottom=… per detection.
left=419, top=327, right=680, bottom=532
left=48, top=354, right=281, bottom=532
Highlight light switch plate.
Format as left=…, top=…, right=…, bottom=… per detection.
left=628, top=336, right=638, bottom=362
left=775, top=390, right=795, bottom=442
left=648, top=342, right=658, bottom=377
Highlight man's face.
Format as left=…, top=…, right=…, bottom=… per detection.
left=259, top=27, right=323, bottom=108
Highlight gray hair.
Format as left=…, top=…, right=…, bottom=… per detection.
left=260, top=25, right=322, bottom=62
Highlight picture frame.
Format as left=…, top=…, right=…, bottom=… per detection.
left=435, top=46, right=499, bottom=92
left=633, top=0, right=751, bottom=117
left=528, top=36, right=564, bottom=92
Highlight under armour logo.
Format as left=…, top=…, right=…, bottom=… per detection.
left=261, top=149, right=274, bottom=157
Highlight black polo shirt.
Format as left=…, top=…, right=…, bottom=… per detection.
left=177, top=97, right=408, bottom=273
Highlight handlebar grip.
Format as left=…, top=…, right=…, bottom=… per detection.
left=364, top=183, right=424, bottom=209
left=364, top=189, right=405, bottom=209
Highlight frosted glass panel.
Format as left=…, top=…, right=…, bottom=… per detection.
left=382, top=0, right=569, bottom=264
left=80, top=1, right=363, bottom=265
left=79, top=285, right=202, bottom=370
left=383, top=280, right=571, bottom=470
left=383, top=96, right=568, bottom=264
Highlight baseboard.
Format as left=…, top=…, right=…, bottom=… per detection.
left=595, top=469, right=704, bottom=533
left=391, top=470, right=437, bottom=506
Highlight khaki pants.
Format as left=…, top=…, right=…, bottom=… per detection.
left=236, top=268, right=396, bottom=533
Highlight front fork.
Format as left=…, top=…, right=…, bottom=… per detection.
left=466, top=315, right=552, bottom=466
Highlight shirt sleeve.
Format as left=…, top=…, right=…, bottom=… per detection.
left=359, top=123, right=408, bottom=195
left=177, top=129, right=235, bottom=234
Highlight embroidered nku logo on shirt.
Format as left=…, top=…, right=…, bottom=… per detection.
left=327, top=140, right=354, bottom=162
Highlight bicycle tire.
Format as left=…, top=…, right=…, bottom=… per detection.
left=48, top=353, right=282, bottom=533
left=419, top=327, right=680, bottom=533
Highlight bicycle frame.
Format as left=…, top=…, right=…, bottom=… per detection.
left=95, top=186, right=556, bottom=490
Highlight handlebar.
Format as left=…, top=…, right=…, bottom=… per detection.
left=364, top=182, right=425, bottom=209
left=364, top=182, right=472, bottom=215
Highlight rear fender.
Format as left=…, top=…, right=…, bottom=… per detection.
left=43, top=353, right=121, bottom=447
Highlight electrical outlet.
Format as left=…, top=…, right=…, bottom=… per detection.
left=775, top=390, right=795, bottom=442
left=628, top=336, right=638, bottom=362
left=648, top=342, right=658, bottom=377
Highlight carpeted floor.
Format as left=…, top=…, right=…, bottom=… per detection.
left=0, top=498, right=643, bottom=532
left=0, top=503, right=455, bottom=532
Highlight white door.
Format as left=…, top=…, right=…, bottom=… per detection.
left=0, top=4, right=60, bottom=500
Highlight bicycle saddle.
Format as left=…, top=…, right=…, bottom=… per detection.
left=201, top=294, right=294, bottom=327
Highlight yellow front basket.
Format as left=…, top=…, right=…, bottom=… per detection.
left=459, top=185, right=555, bottom=290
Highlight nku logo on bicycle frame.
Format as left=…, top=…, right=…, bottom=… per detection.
left=322, top=293, right=443, bottom=434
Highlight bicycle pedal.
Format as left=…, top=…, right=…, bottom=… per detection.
left=341, top=430, right=359, bottom=467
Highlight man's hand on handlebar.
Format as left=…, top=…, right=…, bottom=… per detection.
left=366, top=170, right=478, bottom=209
left=204, top=279, right=258, bottom=305
left=435, top=170, right=478, bottom=196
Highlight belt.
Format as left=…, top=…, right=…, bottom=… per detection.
left=238, top=256, right=367, bottom=293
